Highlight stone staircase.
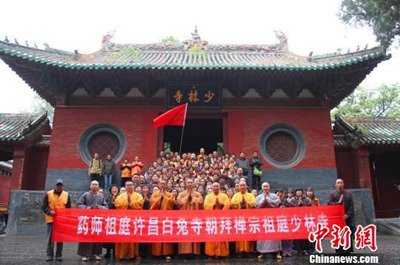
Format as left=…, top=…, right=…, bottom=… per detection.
left=375, top=218, right=400, bottom=235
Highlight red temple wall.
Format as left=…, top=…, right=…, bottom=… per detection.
left=48, top=106, right=335, bottom=170
left=48, top=107, right=160, bottom=169
left=225, top=107, right=336, bottom=169
left=334, top=149, right=355, bottom=187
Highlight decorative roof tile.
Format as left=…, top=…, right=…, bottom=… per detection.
left=0, top=40, right=387, bottom=71
left=0, top=113, right=49, bottom=143
left=334, top=115, right=400, bottom=147
left=0, top=160, right=12, bottom=176
left=34, top=135, right=51, bottom=147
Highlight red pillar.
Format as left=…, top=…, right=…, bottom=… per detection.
left=352, top=147, right=372, bottom=189
left=10, top=144, right=26, bottom=190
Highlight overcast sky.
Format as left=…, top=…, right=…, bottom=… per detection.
left=0, top=0, right=399, bottom=113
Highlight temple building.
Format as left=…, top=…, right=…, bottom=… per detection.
left=334, top=116, right=400, bottom=218
left=0, top=29, right=395, bottom=219
left=0, top=114, right=50, bottom=206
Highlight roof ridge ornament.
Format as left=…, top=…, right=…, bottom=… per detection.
left=102, top=30, right=116, bottom=51
left=191, top=25, right=201, bottom=41
left=274, top=30, right=288, bottom=50
left=184, top=25, right=208, bottom=51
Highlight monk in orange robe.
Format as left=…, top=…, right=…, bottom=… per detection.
left=204, top=182, right=230, bottom=258
left=176, top=178, right=203, bottom=256
left=150, top=179, right=176, bottom=260
left=114, top=181, right=144, bottom=260
left=230, top=180, right=256, bottom=257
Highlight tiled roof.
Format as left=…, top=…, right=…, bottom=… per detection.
left=0, top=40, right=387, bottom=71
left=0, top=113, right=49, bottom=143
left=34, top=135, right=51, bottom=147
left=333, top=135, right=349, bottom=147
left=334, top=115, right=400, bottom=147
left=0, top=160, right=12, bottom=176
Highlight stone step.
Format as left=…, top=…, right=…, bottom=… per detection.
left=375, top=218, right=400, bottom=235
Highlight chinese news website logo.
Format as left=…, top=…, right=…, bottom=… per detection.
left=308, top=223, right=377, bottom=253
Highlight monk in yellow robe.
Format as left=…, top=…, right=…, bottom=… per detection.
left=204, top=182, right=230, bottom=258
left=230, top=180, right=256, bottom=256
left=150, top=179, right=176, bottom=260
left=176, top=178, right=203, bottom=256
left=114, top=181, right=144, bottom=260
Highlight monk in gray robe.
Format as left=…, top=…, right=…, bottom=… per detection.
left=76, top=180, right=108, bottom=261
left=255, top=182, right=282, bottom=260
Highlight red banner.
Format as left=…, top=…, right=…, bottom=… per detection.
left=53, top=205, right=345, bottom=242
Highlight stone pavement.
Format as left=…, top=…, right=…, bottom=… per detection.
left=0, top=235, right=399, bottom=265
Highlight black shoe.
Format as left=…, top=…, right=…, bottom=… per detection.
left=104, top=253, right=110, bottom=259
left=46, top=256, right=53, bottom=261
left=56, top=256, right=62, bottom=261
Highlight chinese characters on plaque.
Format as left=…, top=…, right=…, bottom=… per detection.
left=166, top=83, right=221, bottom=108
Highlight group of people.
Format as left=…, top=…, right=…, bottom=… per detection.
left=88, top=149, right=264, bottom=196
left=43, top=149, right=354, bottom=261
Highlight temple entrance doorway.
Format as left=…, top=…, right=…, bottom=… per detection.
left=163, top=118, right=223, bottom=154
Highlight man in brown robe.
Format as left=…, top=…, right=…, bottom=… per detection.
left=176, top=178, right=204, bottom=257
left=114, top=181, right=144, bottom=260
left=328, top=178, right=355, bottom=254
left=150, top=179, right=176, bottom=260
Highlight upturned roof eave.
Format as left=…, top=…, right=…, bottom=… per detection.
left=334, top=116, right=400, bottom=148
left=0, top=113, right=50, bottom=143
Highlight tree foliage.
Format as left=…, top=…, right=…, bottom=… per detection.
left=338, top=0, right=400, bottom=48
left=332, top=84, right=400, bottom=118
left=161, top=36, right=180, bottom=45
left=25, top=94, right=54, bottom=124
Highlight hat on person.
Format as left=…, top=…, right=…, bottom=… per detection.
left=55, top=178, right=64, bottom=185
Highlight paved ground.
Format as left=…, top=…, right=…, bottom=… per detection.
left=0, top=235, right=398, bottom=265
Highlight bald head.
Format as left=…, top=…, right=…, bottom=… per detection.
left=239, top=180, right=247, bottom=193
left=186, top=178, right=194, bottom=189
left=335, top=178, right=344, bottom=191
left=262, top=182, right=270, bottom=194
left=90, top=180, right=99, bottom=193
left=212, top=182, right=220, bottom=194
left=160, top=179, right=167, bottom=190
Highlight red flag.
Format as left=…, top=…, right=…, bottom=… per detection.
left=153, top=103, right=188, bottom=129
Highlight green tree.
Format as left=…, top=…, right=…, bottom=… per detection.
left=24, top=94, right=54, bottom=124
left=161, top=36, right=180, bottom=45
left=338, top=0, right=400, bottom=48
left=332, top=84, right=400, bottom=118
